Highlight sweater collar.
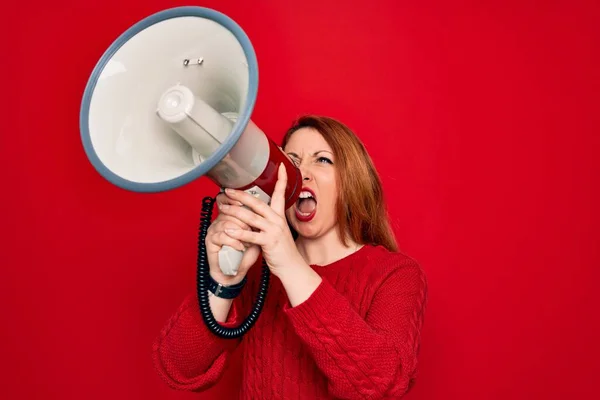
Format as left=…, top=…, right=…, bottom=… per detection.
left=309, top=244, right=376, bottom=269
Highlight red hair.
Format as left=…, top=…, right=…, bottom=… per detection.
left=282, top=115, right=398, bottom=252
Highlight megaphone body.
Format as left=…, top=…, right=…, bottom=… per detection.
left=154, top=83, right=301, bottom=275
left=80, top=6, right=302, bottom=277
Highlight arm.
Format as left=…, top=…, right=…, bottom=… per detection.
left=152, top=267, right=258, bottom=391
left=281, top=258, right=428, bottom=399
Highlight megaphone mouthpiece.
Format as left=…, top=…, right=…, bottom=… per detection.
left=157, top=83, right=232, bottom=163
left=156, top=84, right=196, bottom=123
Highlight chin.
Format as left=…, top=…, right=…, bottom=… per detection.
left=293, top=224, right=319, bottom=238
left=286, top=213, right=314, bottom=237
left=288, top=217, right=335, bottom=241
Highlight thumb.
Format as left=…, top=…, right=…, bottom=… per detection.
left=270, top=163, right=288, bottom=216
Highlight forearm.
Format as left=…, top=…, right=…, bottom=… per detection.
left=208, top=292, right=234, bottom=322
left=277, top=261, right=322, bottom=307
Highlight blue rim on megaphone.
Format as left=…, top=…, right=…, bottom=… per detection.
left=79, top=6, right=258, bottom=193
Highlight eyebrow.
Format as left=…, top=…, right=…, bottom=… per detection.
left=287, top=150, right=333, bottom=158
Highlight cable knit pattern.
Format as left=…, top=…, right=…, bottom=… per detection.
left=152, top=245, right=428, bottom=399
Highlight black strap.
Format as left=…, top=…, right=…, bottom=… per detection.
left=207, top=274, right=248, bottom=299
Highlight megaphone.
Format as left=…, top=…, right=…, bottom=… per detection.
left=79, top=6, right=302, bottom=338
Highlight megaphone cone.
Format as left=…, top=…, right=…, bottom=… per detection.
left=79, top=6, right=302, bottom=338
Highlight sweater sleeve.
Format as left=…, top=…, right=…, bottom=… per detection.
left=151, top=290, right=249, bottom=391
left=151, top=290, right=247, bottom=391
left=152, top=259, right=264, bottom=391
left=282, top=258, right=428, bottom=399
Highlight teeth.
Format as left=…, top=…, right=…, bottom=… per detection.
left=299, top=191, right=314, bottom=199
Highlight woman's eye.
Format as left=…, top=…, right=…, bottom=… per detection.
left=317, top=156, right=333, bottom=164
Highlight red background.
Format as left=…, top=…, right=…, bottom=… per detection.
left=2, top=0, right=599, bottom=399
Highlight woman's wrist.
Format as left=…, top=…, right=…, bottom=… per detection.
left=208, top=294, right=234, bottom=322
left=277, top=259, right=323, bottom=307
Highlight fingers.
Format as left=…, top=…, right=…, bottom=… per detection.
left=270, top=163, right=288, bottom=216
left=216, top=192, right=243, bottom=207
left=207, top=219, right=251, bottom=252
left=215, top=213, right=251, bottom=231
left=208, top=229, right=246, bottom=252
left=219, top=162, right=287, bottom=224
left=238, top=244, right=261, bottom=272
left=220, top=219, right=248, bottom=233
left=224, top=226, right=268, bottom=247
left=218, top=202, right=272, bottom=232
left=221, top=189, right=280, bottom=222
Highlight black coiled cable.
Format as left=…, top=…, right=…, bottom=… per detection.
left=196, top=196, right=270, bottom=339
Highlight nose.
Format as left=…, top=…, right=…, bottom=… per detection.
left=299, top=165, right=312, bottom=182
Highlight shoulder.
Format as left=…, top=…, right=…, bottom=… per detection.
left=359, top=245, right=428, bottom=294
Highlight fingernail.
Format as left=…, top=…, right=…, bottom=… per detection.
left=220, top=204, right=230, bottom=210
left=225, top=228, right=238, bottom=234
left=225, top=188, right=235, bottom=195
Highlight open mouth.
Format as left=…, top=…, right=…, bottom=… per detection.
left=295, top=187, right=317, bottom=222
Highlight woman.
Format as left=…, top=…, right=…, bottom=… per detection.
left=152, top=115, right=428, bottom=399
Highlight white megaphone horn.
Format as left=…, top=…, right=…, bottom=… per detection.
left=79, top=6, right=302, bottom=338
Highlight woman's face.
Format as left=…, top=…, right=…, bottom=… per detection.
left=283, top=128, right=338, bottom=239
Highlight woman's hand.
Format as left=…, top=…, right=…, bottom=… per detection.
left=218, top=163, right=305, bottom=278
left=205, top=192, right=261, bottom=286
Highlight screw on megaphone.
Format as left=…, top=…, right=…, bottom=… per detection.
left=183, top=57, right=204, bottom=66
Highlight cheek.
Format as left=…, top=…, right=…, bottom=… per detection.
left=318, top=172, right=338, bottom=210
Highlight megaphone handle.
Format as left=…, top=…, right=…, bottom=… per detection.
left=218, top=245, right=245, bottom=276
left=217, top=186, right=271, bottom=276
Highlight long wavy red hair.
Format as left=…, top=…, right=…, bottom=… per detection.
left=281, top=115, right=398, bottom=252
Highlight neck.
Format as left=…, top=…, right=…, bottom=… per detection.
left=295, top=227, right=362, bottom=266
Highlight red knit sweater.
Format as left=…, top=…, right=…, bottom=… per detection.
left=152, top=245, right=428, bottom=399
